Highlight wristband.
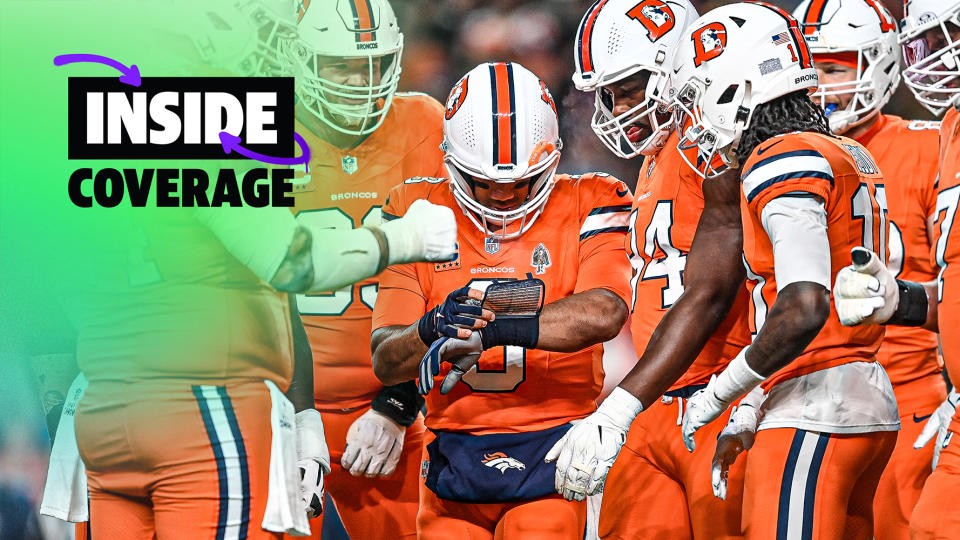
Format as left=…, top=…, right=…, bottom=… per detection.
left=883, top=279, right=928, bottom=327
left=478, top=318, right=539, bottom=350
left=364, top=226, right=390, bottom=275
left=371, top=381, right=423, bottom=427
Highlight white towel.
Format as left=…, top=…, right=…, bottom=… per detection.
left=40, top=373, right=89, bottom=522
left=261, top=380, right=311, bottom=536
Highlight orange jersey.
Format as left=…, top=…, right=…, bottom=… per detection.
left=740, top=131, right=885, bottom=389
left=73, top=210, right=292, bottom=388
left=626, top=133, right=751, bottom=390
left=372, top=174, right=633, bottom=434
left=291, top=93, right=446, bottom=410
left=857, top=114, right=942, bottom=395
left=932, top=107, right=960, bottom=433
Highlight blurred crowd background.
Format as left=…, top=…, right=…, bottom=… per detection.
left=0, top=0, right=934, bottom=537
left=395, top=0, right=935, bottom=189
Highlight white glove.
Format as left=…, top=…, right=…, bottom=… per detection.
left=544, top=387, right=643, bottom=502
left=682, top=347, right=765, bottom=453
left=833, top=247, right=898, bottom=326
left=711, top=386, right=763, bottom=500
left=341, top=409, right=406, bottom=478
left=914, top=390, right=960, bottom=470
left=380, top=199, right=457, bottom=264
left=296, top=409, right=330, bottom=518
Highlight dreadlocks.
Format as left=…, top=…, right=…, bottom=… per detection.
left=736, top=90, right=832, bottom=165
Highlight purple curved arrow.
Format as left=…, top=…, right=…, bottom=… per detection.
left=219, top=131, right=311, bottom=166
left=54, top=54, right=141, bottom=86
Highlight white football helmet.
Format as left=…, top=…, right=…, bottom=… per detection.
left=443, top=62, right=562, bottom=240
left=191, top=0, right=296, bottom=76
left=671, top=1, right=819, bottom=177
left=900, top=0, right=960, bottom=114
left=793, top=0, right=900, bottom=133
left=572, top=0, right=699, bottom=158
left=284, top=0, right=403, bottom=135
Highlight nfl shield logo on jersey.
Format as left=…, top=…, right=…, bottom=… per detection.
left=484, top=237, right=500, bottom=254
left=341, top=156, right=358, bottom=175
left=531, top=243, right=551, bottom=275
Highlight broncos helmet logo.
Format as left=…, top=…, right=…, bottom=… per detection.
left=626, top=0, right=676, bottom=42
left=445, top=75, right=469, bottom=120
left=692, top=22, right=727, bottom=66
left=482, top=452, right=526, bottom=474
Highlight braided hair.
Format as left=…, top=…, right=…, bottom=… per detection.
left=736, top=90, right=831, bottom=165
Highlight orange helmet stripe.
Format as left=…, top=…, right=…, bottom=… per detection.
left=577, top=0, right=610, bottom=75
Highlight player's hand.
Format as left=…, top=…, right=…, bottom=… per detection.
left=914, top=389, right=960, bottom=470
left=834, top=247, right=897, bottom=325
left=341, top=409, right=405, bottom=478
left=380, top=199, right=458, bottom=264
left=417, top=287, right=494, bottom=343
left=711, top=400, right=759, bottom=500
left=295, top=409, right=331, bottom=518
left=544, top=388, right=643, bottom=502
left=417, top=333, right=483, bottom=395
left=682, top=374, right=733, bottom=453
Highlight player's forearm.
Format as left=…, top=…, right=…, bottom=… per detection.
left=285, top=295, right=315, bottom=412
left=618, top=169, right=745, bottom=405
left=371, top=324, right=429, bottom=386
left=536, top=289, right=627, bottom=352
left=745, top=282, right=830, bottom=376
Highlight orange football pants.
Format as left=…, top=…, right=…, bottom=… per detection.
left=873, top=375, right=946, bottom=540
left=742, top=428, right=896, bottom=540
left=76, top=380, right=279, bottom=540
left=282, top=405, right=424, bottom=540
left=599, top=393, right=744, bottom=540
left=416, top=432, right=587, bottom=540
left=910, top=428, right=960, bottom=539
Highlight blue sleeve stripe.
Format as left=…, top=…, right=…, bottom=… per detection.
left=745, top=171, right=834, bottom=204
left=741, top=150, right=825, bottom=180
left=587, top=204, right=632, bottom=216
left=579, top=226, right=629, bottom=241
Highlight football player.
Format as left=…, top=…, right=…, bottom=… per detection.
left=280, top=0, right=447, bottom=538
left=832, top=0, right=960, bottom=537
left=564, top=0, right=753, bottom=538
left=793, top=0, right=946, bottom=536
left=69, top=3, right=458, bottom=537
left=370, top=62, right=633, bottom=539
left=672, top=3, right=899, bottom=538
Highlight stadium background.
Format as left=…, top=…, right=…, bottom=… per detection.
left=0, top=0, right=936, bottom=537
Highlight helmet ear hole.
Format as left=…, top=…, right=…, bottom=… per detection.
left=717, top=84, right=739, bottom=105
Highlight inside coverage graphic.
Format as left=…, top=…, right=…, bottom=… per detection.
left=57, top=53, right=308, bottom=208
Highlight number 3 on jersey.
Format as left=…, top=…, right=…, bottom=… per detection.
left=628, top=202, right=687, bottom=310
left=295, top=206, right=382, bottom=316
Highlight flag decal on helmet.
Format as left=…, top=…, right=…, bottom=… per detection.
left=626, top=0, right=677, bottom=42
left=489, top=62, right=518, bottom=167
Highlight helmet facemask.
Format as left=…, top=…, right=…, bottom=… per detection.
left=672, top=80, right=741, bottom=178
left=901, top=11, right=960, bottom=114
left=283, top=36, right=403, bottom=136
left=445, top=147, right=561, bottom=240
left=591, top=67, right=675, bottom=158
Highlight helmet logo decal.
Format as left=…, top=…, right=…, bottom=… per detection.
left=445, top=75, right=469, bottom=120
left=539, top=81, right=558, bottom=118
left=489, top=63, right=518, bottom=167
left=296, top=0, right=310, bottom=24
left=348, top=0, right=378, bottom=43
left=626, top=0, right=677, bottom=42
left=576, top=0, right=611, bottom=75
left=863, top=0, right=897, bottom=32
left=692, top=22, right=728, bottom=66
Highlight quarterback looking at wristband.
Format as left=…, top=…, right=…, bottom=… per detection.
left=371, top=62, right=632, bottom=539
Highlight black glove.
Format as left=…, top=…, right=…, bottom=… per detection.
left=417, top=286, right=483, bottom=345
